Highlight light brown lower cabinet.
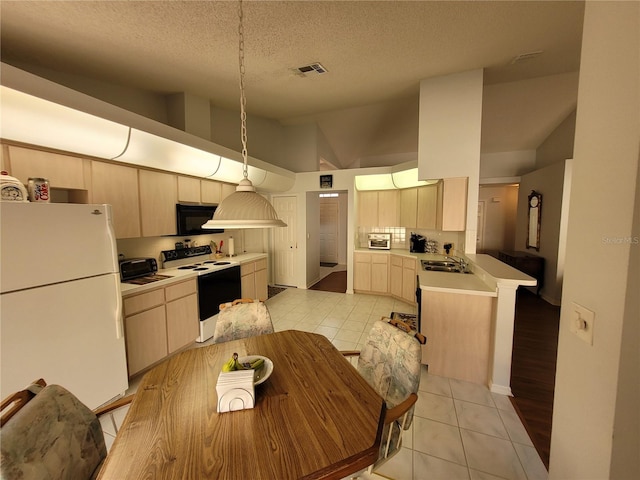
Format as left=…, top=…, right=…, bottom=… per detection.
left=421, top=290, right=494, bottom=385
left=240, top=258, right=268, bottom=301
left=123, top=279, right=198, bottom=376
left=354, top=252, right=388, bottom=294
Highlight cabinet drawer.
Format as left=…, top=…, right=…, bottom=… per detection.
left=165, top=279, right=197, bottom=302
left=355, top=252, right=371, bottom=263
left=241, top=262, right=255, bottom=276
left=403, top=257, right=416, bottom=269
left=390, top=255, right=403, bottom=267
left=123, top=288, right=165, bottom=316
left=372, top=254, right=388, bottom=264
left=254, top=258, right=267, bottom=271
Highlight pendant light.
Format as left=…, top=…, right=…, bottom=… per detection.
left=202, top=0, right=286, bottom=229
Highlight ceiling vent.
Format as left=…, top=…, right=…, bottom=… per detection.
left=510, top=51, right=543, bottom=64
left=296, top=62, right=328, bottom=76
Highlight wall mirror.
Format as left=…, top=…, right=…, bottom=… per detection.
left=526, top=190, right=542, bottom=251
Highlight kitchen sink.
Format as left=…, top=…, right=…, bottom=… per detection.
left=421, top=259, right=469, bottom=273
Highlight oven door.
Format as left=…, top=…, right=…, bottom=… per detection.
left=197, top=266, right=242, bottom=320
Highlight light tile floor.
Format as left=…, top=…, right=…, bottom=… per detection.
left=266, top=286, right=548, bottom=480
left=102, top=272, right=548, bottom=480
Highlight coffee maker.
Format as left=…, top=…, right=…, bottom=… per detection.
left=410, top=233, right=426, bottom=253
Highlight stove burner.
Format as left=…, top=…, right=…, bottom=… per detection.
left=178, top=265, right=197, bottom=270
left=193, top=267, right=209, bottom=271
left=213, top=261, right=231, bottom=265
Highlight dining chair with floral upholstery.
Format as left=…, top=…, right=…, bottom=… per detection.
left=212, top=298, right=274, bottom=344
left=0, top=379, right=133, bottom=480
left=342, top=318, right=425, bottom=476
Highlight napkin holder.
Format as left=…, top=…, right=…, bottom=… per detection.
left=216, top=370, right=255, bottom=413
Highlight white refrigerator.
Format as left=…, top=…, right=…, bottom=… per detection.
left=1, top=202, right=128, bottom=409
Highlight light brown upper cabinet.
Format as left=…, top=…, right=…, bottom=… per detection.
left=6, top=145, right=89, bottom=191
left=139, top=170, right=178, bottom=237
left=91, top=161, right=141, bottom=238
left=437, top=177, right=468, bottom=231
left=399, top=188, right=418, bottom=228
left=177, top=176, right=201, bottom=203
left=201, top=180, right=222, bottom=204
left=357, top=190, right=399, bottom=227
left=416, top=184, right=438, bottom=229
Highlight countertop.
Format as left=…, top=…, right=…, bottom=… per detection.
left=355, top=248, right=535, bottom=296
left=120, top=252, right=268, bottom=297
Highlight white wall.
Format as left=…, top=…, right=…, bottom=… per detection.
left=550, top=2, right=639, bottom=478
left=514, top=160, right=571, bottom=305
left=418, top=69, right=483, bottom=254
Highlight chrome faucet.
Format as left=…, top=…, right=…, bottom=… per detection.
left=445, top=256, right=469, bottom=273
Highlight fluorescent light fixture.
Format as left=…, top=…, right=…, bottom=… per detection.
left=355, top=168, right=438, bottom=191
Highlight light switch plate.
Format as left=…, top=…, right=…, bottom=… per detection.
left=569, top=302, right=595, bottom=345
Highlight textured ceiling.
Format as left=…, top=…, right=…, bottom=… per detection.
left=0, top=0, right=584, bottom=168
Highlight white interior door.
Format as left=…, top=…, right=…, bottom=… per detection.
left=273, top=196, right=297, bottom=286
left=320, top=199, right=339, bottom=264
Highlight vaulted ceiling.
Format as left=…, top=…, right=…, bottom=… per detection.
left=0, top=1, right=584, bottom=169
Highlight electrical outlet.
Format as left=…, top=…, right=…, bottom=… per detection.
left=569, top=302, right=595, bottom=345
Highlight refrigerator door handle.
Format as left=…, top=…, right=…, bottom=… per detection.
left=114, top=275, right=124, bottom=339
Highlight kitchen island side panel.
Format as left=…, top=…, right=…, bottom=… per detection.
left=422, top=290, right=494, bottom=386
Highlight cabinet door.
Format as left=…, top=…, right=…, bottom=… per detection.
left=166, top=293, right=199, bottom=353
left=371, top=254, right=389, bottom=293
left=438, top=177, right=468, bottom=231
left=91, top=161, right=141, bottom=238
left=401, top=257, right=417, bottom=304
left=8, top=145, right=87, bottom=190
left=399, top=188, right=418, bottom=228
left=354, top=253, right=372, bottom=291
left=254, top=259, right=268, bottom=301
left=357, top=191, right=378, bottom=226
left=139, top=170, right=177, bottom=237
left=177, top=176, right=201, bottom=203
left=221, top=183, right=236, bottom=201
left=125, top=305, right=168, bottom=376
left=378, top=190, right=399, bottom=227
left=241, top=262, right=256, bottom=299
left=416, top=185, right=438, bottom=229
left=389, top=256, right=403, bottom=298
left=201, top=180, right=222, bottom=204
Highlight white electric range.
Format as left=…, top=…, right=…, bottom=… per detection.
left=162, top=246, right=241, bottom=342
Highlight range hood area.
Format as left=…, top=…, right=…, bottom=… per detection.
left=0, top=64, right=295, bottom=193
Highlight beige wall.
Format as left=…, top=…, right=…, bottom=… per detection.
left=536, top=110, right=576, bottom=169
left=477, top=184, right=518, bottom=254
left=515, top=160, right=570, bottom=305
left=550, top=2, right=639, bottom=478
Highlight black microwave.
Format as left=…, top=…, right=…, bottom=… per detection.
left=176, top=204, right=223, bottom=235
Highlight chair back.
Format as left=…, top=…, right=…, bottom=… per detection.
left=357, top=320, right=422, bottom=429
left=213, top=298, right=274, bottom=344
left=1, top=383, right=106, bottom=480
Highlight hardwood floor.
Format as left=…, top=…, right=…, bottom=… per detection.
left=309, top=271, right=347, bottom=293
left=510, top=288, right=561, bottom=470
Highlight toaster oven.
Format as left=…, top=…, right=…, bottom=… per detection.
left=367, top=233, right=391, bottom=250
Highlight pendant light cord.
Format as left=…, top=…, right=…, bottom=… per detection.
left=238, top=0, right=249, bottom=180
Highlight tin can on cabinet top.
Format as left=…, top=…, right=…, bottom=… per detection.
left=28, top=177, right=50, bottom=202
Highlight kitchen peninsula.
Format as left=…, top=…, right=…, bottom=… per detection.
left=356, top=248, right=535, bottom=395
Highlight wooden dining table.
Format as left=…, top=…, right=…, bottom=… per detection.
left=97, top=330, right=386, bottom=480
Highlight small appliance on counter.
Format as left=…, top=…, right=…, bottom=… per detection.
left=119, top=257, right=173, bottom=285
left=367, top=233, right=391, bottom=250
left=410, top=233, right=426, bottom=253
